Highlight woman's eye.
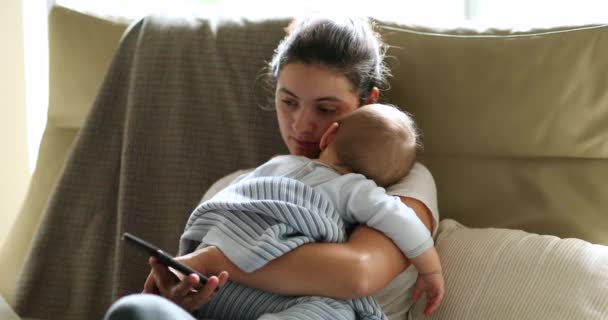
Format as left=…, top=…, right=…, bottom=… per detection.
left=318, top=106, right=336, bottom=114
left=282, top=99, right=297, bottom=107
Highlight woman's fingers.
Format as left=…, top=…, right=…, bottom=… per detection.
left=217, top=271, right=229, bottom=286
left=149, top=257, right=182, bottom=296
left=144, top=255, right=230, bottom=312
left=142, top=271, right=159, bottom=294
left=191, top=276, right=219, bottom=309
left=182, top=275, right=219, bottom=311
left=182, top=271, right=230, bottom=311
left=170, top=273, right=199, bottom=300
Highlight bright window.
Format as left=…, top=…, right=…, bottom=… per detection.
left=55, top=0, right=467, bottom=22
left=470, top=0, right=608, bottom=27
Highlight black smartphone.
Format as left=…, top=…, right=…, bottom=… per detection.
left=122, top=232, right=209, bottom=287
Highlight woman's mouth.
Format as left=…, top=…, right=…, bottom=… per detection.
left=293, top=137, right=318, bottom=150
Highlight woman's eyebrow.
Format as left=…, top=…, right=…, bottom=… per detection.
left=278, top=88, right=343, bottom=103
left=315, top=96, right=342, bottom=103
left=278, top=88, right=298, bottom=98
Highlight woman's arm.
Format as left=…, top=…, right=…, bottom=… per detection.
left=141, top=196, right=433, bottom=310
left=198, top=196, right=434, bottom=299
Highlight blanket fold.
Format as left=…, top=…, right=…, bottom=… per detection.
left=180, top=176, right=387, bottom=320
left=181, top=176, right=346, bottom=272
left=14, top=13, right=289, bottom=320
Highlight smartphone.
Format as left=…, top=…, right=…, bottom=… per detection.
left=122, top=232, right=209, bottom=287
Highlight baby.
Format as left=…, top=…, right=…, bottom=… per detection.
left=180, top=104, right=444, bottom=319
left=315, top=103, right=444, bottom=313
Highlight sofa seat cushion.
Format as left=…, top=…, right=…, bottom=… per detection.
left=411, top=219, right=608, bottom=319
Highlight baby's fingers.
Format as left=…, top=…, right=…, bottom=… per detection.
left=412, top=286, right=423, bottom=302
left=424, top=299, right=438, bottom=316
left=424, top=292, right=443, bottom=316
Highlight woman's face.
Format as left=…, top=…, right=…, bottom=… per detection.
left=275, top=63, right=361, bottom=158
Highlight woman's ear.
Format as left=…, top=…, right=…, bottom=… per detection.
left=319, top=122, right=340, bottom=151
left=365, top=87, right=380, bottom=104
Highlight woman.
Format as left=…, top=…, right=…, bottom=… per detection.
left=106, top=14, right=439, bottom=320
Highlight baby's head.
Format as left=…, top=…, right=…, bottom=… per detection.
left=320, top=104, right=419, bottom=187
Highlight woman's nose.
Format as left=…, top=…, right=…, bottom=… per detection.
left=292, top=107, right=315, bottom=135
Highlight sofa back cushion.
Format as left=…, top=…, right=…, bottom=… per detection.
left=381, top=23, right=608, bottom=243
left=43, top=8, right=608, bottom=245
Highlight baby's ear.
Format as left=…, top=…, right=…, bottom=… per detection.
left=319, top=122, right=340, bottom=151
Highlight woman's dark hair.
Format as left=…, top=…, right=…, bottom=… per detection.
left=268, top=15, right=390, bottom=104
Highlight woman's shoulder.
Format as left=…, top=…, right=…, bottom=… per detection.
left=201, top=156, right=310, bottom=202
left=386, top=162, right=435, bottom=195
left=386, top=162, right=440, bottom=234
left=200, top=168, right=254, bottom=203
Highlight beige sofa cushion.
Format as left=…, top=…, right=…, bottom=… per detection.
left=0, top=7, right=128, bottom=304
left=411, top=219, right=608, bottom=319
left=48, top=7, right=127, bottom=129
left=381, top=24, right=608, bottom=244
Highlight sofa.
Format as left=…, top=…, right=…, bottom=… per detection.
left=2, top=5, right=607, bottom=320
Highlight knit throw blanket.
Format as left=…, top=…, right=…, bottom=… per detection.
left=180, top=176, right=387, bottom=320
left=14, top=12, right=293, bottom=320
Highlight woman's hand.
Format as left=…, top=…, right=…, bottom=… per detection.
left=142, top=248, right=229, bottom=312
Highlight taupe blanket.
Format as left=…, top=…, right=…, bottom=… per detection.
left=16, top=14, right=290, bottom=320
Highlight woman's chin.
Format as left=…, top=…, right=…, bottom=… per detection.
left=291, top=147, right=320, bottom=158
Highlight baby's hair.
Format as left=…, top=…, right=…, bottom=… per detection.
left=333, top=104, right=419, bottom=187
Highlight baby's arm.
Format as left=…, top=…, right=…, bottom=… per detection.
left=409, top=244, right=442, bottom=275
left=341, top=175, right=444, bottom=314
left=410, top=248, right=444, bottom=316
left=340, top=175, right=434, bottom=261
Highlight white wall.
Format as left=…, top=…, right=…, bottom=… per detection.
left=0, top=0, right=29, bottom=251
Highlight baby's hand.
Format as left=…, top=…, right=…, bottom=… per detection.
left=412, top=270, right=445, bottom=316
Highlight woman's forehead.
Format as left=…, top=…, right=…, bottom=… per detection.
left=277, top=63, right=358, bottom=101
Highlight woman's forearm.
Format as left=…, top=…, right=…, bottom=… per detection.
left=201, top=196, right=433, bottom=299
left=202, top=225, right=408, bottom=299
